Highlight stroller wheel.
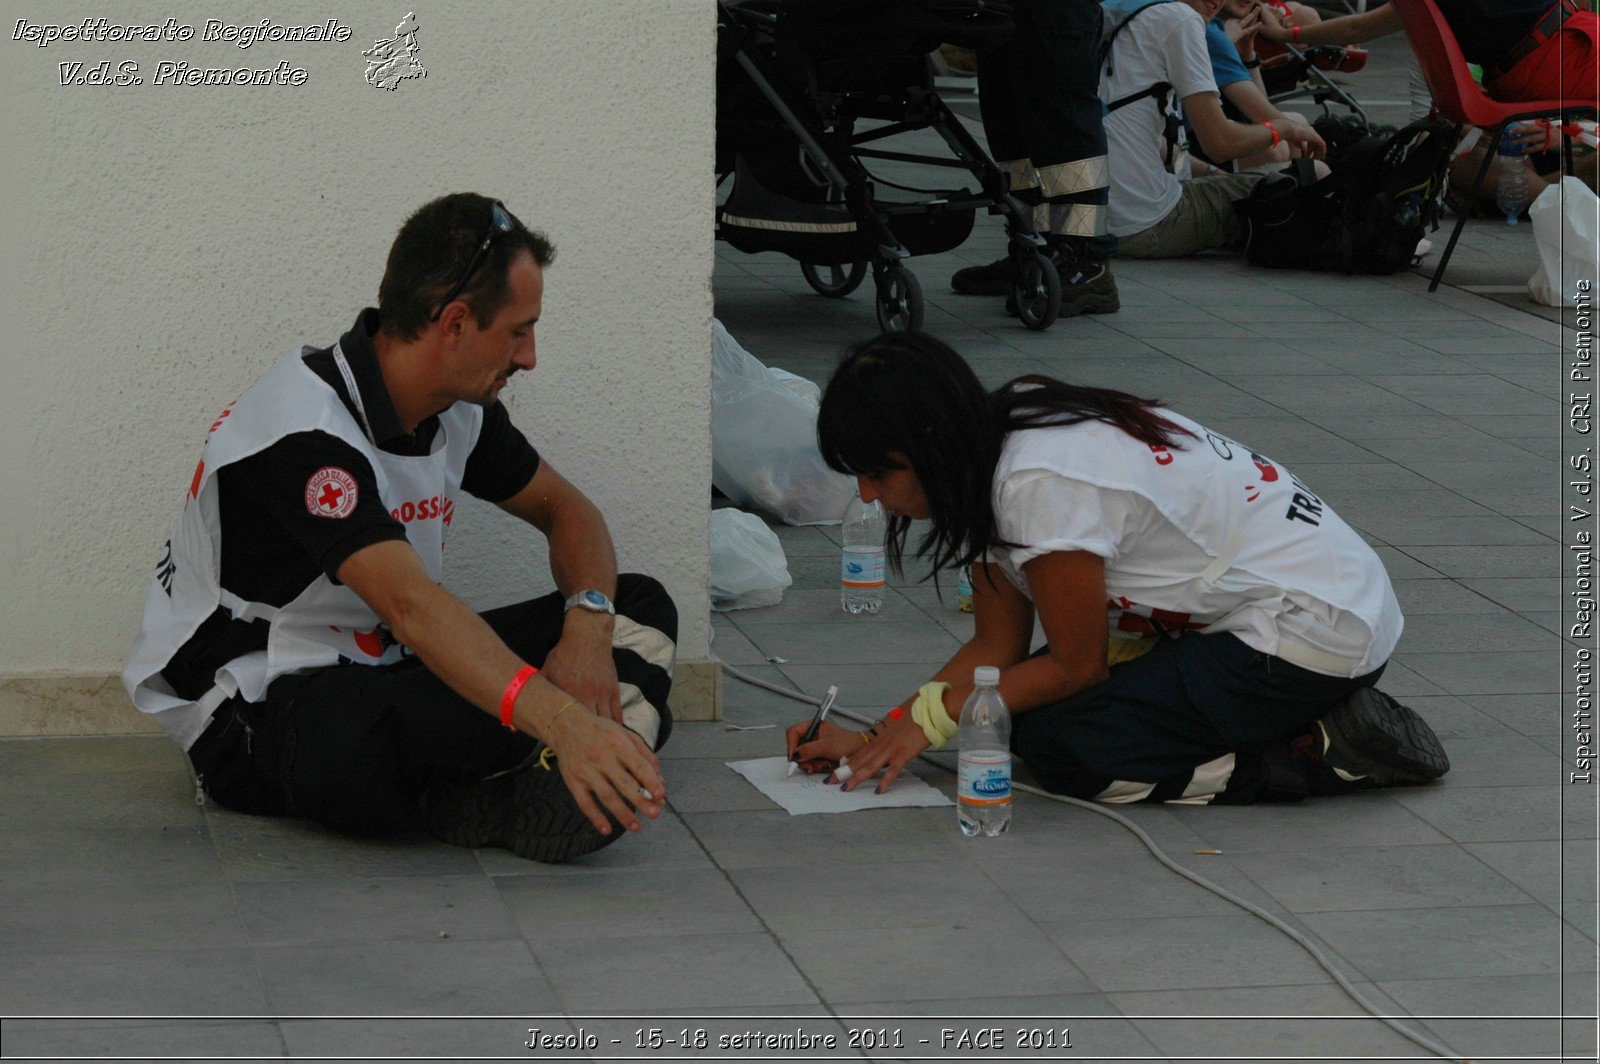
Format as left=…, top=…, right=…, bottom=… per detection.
left=800, top=260, right=868, bottom=298
left=874, top=265, right=924, bottom=334
left=1010, top=252, right=1061, bottom=332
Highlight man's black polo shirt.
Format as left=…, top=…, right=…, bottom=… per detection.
left=161, top=309, right=539, bottom=699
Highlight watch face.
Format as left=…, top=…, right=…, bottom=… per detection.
left=584, top=591, right=605, bottom=607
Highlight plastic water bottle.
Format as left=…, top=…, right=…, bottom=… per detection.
left=1494, top=131, right=1529, bottom=225
left=840, top=496, right=886, bottom=613
left=957, top=666, right=1011, bottom=836
left=954, top=565, right=974, bottom=613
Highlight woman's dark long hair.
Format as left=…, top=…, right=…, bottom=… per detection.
left=817, top=332, right=1194, bottom=578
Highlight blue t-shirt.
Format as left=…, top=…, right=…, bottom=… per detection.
left=1205, top=17, right=1251, bottom=88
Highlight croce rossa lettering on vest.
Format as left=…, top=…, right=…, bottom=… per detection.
left=391, top=494, right=455, bottom=525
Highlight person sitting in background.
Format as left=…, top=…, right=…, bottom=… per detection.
left=1256, top=0, right=1599, bottom=106
left=1100, top=0, right=1325, bottom=259
left=1190, top=1, right=1326, bottom=174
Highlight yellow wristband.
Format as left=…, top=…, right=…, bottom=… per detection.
left=547, top=699, right=579, bottom=729
left=909, top=682, right=956, bottom=749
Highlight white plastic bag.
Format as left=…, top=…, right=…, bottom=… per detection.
left=1528, top=177, right=1600, bottom=308
left=712, top=319, right=856, bottom=526
left=709, top=508, right=792, bottom=611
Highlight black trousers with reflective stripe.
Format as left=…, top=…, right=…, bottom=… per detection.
left=188, top=572, right=676, bottom=835
left=1010, top=633, right=1382, bottom=804
left=976, top=0, right=1113, bottom=254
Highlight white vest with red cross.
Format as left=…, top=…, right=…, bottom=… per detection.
left=989, top=412, right=1402, bottom=678
left=123, top=347, right=483, bottom=749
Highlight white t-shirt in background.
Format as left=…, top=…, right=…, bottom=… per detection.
left=1099, top=1, right=1220, bottom=236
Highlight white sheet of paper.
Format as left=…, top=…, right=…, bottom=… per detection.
left=727, top=756, right=953, bottom=816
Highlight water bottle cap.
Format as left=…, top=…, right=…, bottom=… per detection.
left=973, top=666, right=1000, bottom=686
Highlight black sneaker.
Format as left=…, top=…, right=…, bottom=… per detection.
left=999, top=245, right=1122, bottom=317
left=421, top=750, right=624, bottom=864
left=950, top=256, right=1011, bottom=295
left=1318, top=688, right=1450, bottom=787
left=1056, top=255, right=1121, bottom=317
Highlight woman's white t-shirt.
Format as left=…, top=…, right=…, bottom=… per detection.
left=986, top=414, right=1402, bottom=678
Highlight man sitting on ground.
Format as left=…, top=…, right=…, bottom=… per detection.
left=1101, top=0, right=1325, bottom=259
left=124, top=193, right=675, bottom=864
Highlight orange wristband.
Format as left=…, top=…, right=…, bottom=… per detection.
left=1264, top=122, right=1280, bottom=149
left=500, top=665, right=538, bottom=730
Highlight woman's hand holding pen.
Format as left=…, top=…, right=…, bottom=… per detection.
left=784, top=719, right=860, bottom=776
left=785, top=712, right=931, bottom=794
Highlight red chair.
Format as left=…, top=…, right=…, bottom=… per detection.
left=1390, top=0, right=1599, bottom=291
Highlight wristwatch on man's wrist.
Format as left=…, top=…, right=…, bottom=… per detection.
left=564, top=589, right=616, bottom=616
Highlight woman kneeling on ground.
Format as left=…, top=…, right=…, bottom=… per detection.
left=785, top=334, right=1448, bottom=805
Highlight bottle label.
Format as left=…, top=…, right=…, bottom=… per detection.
left=958, top=750, right=1011, bottom=804
left=841, top=547, right=885, bottom=589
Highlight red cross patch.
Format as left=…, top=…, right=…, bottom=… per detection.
left=305, top=467, right=359, bottom=519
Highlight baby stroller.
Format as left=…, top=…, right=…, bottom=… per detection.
left=717, top=0, right=1065, bottom=332
left=1259, top=39, right=1370, bottom=124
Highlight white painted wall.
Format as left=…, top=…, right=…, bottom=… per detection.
left=1, top=3, right=714, bottom=681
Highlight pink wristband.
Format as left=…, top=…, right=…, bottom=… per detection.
left=500, top=665, right=538, bottom=730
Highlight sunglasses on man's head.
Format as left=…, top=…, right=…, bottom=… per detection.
left=431, top=200, right=513, bottom=321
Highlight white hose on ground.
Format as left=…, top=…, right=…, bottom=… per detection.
left=717, top=656, right=1468, bottom=1064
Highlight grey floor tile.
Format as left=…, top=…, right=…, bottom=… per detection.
left=779, top=661, right=939, bottom=708
left=1163, top=793, right=1451, bottom=856
left=1396, top=649, right=1563, bottom=695
left=535, top=931, right=818, bottom=1011
left=663, top=757, right=793, bottom=814
left=706, top=624, right=768, bottom=665
left=205, top=806, right=482, bottom=881
left=1, top=823, right=221, bottom=884
left=1109, top=983, right=1430, bottom=1062
left=232, top=873, right=518, bottom=947
left=1465, top=840, right=1598, bottom=913
left=1, top=1019, right=285, bottom=1059
left=1461, top=692, right=1566, bottom=736
left=737, top=620, right=963, bottom=666
left=1403, top=695, right=1520, bottom=743
left=255, top=938, right=558, bottom=1014
left=1394, top=612, right=1563, bottom=654
left=679, top=807, right=964, bottom=870
left=1398, top=544, right=1565, bottom=580
left=789, top=921, right=1094, bottom=1005
left=1393, top=785, right=1580, bottom=844
left=716, top=663, right=820, bottom=726
left=0, top=735, right=188, bottom=776
left=1429, top=734, right=1573, bottom=788
left=499, top=866, right=764, bottom=940
left=0, top=870, right=246, bottom=954
left=1230, top=842, right=1536, bottom=913
left=1043, top=913, right=1338, bottom=994
left=1459, top=576, right=1563, bottom=612
left=729, top=858, right=1029, bottom=935
left=0, top=770, right=203, bottom=834
left=1351, top=512, right=1554, bottom=546
left=727, top=586, right=910, bottom=625
left=0, top=948, right=269, bottom=1014
left=1298, top=904, right=1591, bottom=982
left=660, top=719, right=790, bottom=761
left=1377, top=970, right=1591, bottom=1032
left=1389, top=578, right=1508, bottom=615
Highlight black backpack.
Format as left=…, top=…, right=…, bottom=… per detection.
left=1236, top=118, right=1456, bottom=274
